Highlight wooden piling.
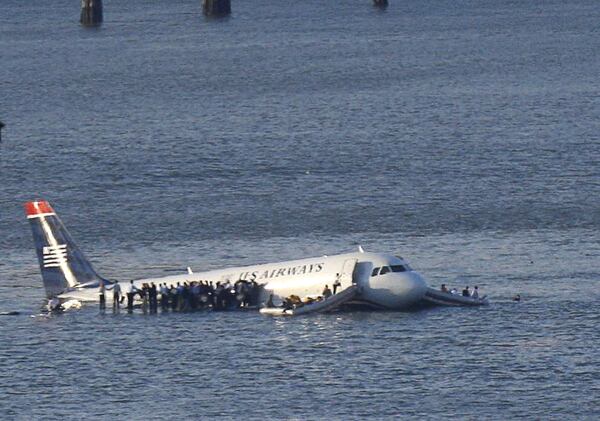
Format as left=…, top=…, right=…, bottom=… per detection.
left=80, top=0, right=103, bottom=26
left=0, top=120, right=4, bottom=143
left=373, top=0, right=388, bottom=7
left=202, top=0, right=231, bottom=17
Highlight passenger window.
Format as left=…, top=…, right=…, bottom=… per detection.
left=391, top=265, right=406, bottom=273
left=380, top=266, right=391, bottom=275
left=371, top=267, right=380, bottom=277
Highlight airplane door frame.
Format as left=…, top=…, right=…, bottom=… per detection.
left=339, top=258, right=358, bottom=289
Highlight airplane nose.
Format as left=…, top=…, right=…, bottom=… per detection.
left=404, top=271, right=428, bottom=301
left=358, top=269, right=429, bottom=309
left=402, top=272, right=427, bottom=302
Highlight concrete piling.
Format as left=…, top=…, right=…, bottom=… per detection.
left=202, top=0, right=231, bottom=17
left=80, top=0, right=103, bottom=26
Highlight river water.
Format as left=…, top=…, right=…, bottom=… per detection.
left=1, top=0, right=599, bottom=419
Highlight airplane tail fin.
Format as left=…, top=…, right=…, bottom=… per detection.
left=24, top=200, right=107, bottom=298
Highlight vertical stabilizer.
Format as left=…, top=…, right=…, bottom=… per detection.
left=24, top=201, right=105, bottom=298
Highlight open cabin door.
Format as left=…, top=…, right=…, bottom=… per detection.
left=352, top=261, right=373, bottom=290
left=339, top=258, right=358, bottom=289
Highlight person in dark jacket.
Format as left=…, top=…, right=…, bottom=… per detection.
left=99, top=279, right=106, bottom=311
left=149, top=282, right=158, bottom=313
left=160, top=283, right=169, bottom=311
left=170, top=284, right=178, bottom=311
left=140, top=284, right=149, bottom=314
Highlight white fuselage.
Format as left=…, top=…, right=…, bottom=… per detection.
left=59, top=251, right=428, bottom=310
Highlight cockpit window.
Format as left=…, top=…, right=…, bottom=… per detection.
left=371, top=267, right=380, bottom=277
left=380, top=266, right=391, bottom=275
left=391, top=265, right=406, bottom=273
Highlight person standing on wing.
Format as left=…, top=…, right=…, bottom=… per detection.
left=99, top=279, right=106, bottom=311
left=112, top=281, right=122, bottom=312
left=160, top=283, right=169, bottom=311
left=126, top=280, right=138, bottom=312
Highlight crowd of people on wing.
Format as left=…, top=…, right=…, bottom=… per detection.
left=440, top=283, right=481, bottom=299
left=103, top=279, right=262, bottom=313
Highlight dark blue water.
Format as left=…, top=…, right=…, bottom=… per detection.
left=1, top=0, right=599, bottom=418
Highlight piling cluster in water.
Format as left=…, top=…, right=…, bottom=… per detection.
left=78, top=0, right=390, bottom=26
left=202, top=0, right=231, bottom=17
left=80, top=0, right=103, bottom=26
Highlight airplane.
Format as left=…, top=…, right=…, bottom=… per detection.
left=24, top=200, right=429, bottom=310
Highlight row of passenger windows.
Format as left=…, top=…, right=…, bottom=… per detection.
left=372, top=265, right=407, bottom=276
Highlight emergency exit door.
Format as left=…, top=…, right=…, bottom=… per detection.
left=339, top=258, right=358, bottom=289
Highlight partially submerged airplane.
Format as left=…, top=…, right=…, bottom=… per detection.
left=25, top=200, right=435, bottom=311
